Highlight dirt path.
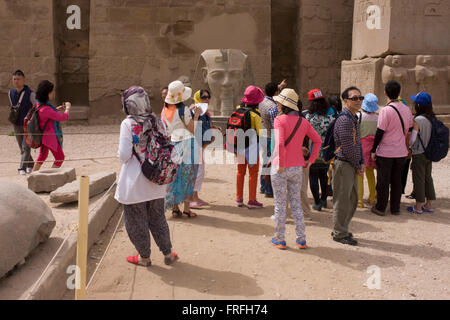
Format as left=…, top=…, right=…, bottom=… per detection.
left=84, top=157, right=450, bottom=300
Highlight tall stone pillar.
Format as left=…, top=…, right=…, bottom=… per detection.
left=341, top=0, right=450, bottom=117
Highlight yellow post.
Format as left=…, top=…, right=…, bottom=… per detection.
left=75, top=176, right=90, bottom=300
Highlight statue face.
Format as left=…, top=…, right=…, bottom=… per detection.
left=204, top=67, right=243, bottom=102
left=201, top=49, right=248, bottom=113
left=392, top=55, right=402, bottom=67
left=418, top=55, right=432, bottom=66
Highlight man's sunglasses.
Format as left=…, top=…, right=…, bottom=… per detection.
left=347, top=96, right=364, bottom=101
left=201, top=96, right=211, bottom=99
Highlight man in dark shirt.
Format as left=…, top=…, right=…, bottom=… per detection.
left=332, top=86, right=365, bottom=246
left=8, top=70, right=36, bottom=175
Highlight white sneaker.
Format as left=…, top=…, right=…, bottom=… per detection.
left=26, top=168, right=33, bottom=174
left=19, top=170, right=26, bottom=176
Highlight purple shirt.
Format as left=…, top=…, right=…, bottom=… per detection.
left=334, top=109, right=364, bottom=170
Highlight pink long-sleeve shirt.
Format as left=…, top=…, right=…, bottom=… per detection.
left=273, top=114, right=322, bottom=168
left=38, top=105, right=69, bottom=152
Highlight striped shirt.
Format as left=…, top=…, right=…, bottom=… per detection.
left=334, top=108, right=364, bottom=170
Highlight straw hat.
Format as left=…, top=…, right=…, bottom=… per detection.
left=165, top=80, right=192, bottom=104
left=273, top=89, right=299, bottom=111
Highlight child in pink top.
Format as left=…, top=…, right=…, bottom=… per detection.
left=33, top=80, right=71, bottom=171
left=270, top=89, right=321, bottom=250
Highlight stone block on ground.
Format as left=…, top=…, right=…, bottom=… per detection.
left=0, top=182, right=56, bottom=279
left=27, top=168, right=77, bottom=193
left=49, top=171, right=117, bottom=204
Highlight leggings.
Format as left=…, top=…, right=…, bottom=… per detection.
left=309, top=165, right=329, bottom=204
left=36, top=144, right=65, bottom=167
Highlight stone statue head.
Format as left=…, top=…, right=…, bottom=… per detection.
left=199, top=49, right=253, bottom=116
left=392, top=55, right=403, bottom=67
left=417, top=55, right=433, bottom=66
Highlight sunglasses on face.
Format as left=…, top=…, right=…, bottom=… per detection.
left=347, top=96, right=364, bottom=101
left=201, top=96, right=210, bottom=100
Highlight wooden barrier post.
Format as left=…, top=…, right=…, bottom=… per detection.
left=75, top=176, right=90, bottom=300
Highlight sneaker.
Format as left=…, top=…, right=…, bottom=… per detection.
left=312, top=203, right=322, bottom=211
left=371, top=206, right=386, bottom=216
left=271, top=237, right=287, bottom=250
left=248, top=200, right=263, bottom=209
left=296, top=239, right=307, bottom=249
left=19, top=170, right=26, bottom=176
left=391, top=210, right=401, bottom=216
left=236, top=198, right=244, bottom=207
left=26, top=168, right=33, bottom=174
left=321, top=199, right=327, bottom=209
left=333, top=235, right=358, bottom=246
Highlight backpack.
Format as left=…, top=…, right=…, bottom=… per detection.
left=23, top=103, right=51, bottom=149
left=322, top=112, right=354, bottom=163
left=225, top=105, right=260, bottom=153
left=177, top=105, right=212, bottom=146
left=418, top=116, right=449, bottom=162
left=132, top=121, right=179, bottom=185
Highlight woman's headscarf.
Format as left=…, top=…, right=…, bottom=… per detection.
left=122, top=86, right=166, bottom=157
left=194, top=90, right=202, bottom=104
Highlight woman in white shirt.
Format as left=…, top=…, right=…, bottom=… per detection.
left=161, top=80, right=202, bottom=218
left=116, top=86, right=178, bottom=267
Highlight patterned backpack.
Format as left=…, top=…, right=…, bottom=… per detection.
left=132, top=120, right=179, bottom=185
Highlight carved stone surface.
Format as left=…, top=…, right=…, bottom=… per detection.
left=198, top=49, right=254, bottom=117
left=342, top=55, right=450, bottom=112
left=352, top=0, right=450, bottom=59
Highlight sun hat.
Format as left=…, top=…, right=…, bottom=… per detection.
left=307, top=89, right=324, bottom=101
left=410, top=92, right=432, bottom=107
left=241, top=86, right=265, bottom=105
left=361, top=93, right=379, bottom=113
left=165, top=80, right=192, bottom=104
left=273, top=88, right=299, bottom=111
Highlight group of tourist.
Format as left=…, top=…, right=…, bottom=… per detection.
left=8, top=69, right=439, bottom=266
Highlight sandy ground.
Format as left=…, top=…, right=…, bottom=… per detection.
left=1, top=124, right=449, bottom=300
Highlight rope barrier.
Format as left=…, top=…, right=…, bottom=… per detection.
left=86, top=210, right=123, bottom=290
left=2, top=132, right=120, bottom=136
left=0, top=156, right=118, bottom=165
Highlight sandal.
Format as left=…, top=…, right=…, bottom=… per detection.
left=126, top=255, right=151, bottom=267
left=172, top=208, right=182, bottom=218
left=406, top=194, right=415, bottom=199
left=183, top=210, right=198, bottom=218
left=422, top=206, right=434, bottom=213
left=164, top=252, right=179, bottom=265
left=189, top=202, right=203, bottom=209
left=407, top=206, right=423, bottom=215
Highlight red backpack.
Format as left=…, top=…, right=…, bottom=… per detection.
left=23, top=104, right=50, bottom=149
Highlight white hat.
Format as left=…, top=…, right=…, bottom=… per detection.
left=165, top=80, right=192, bottom=104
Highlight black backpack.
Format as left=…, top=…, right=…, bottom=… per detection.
left=322, top=112, right=354, bottom=163
left=23, top=104, right=51, bottom=149
left=225, top=105, right=260, bottom=153
left=418, top=116, right=449, bottom=162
